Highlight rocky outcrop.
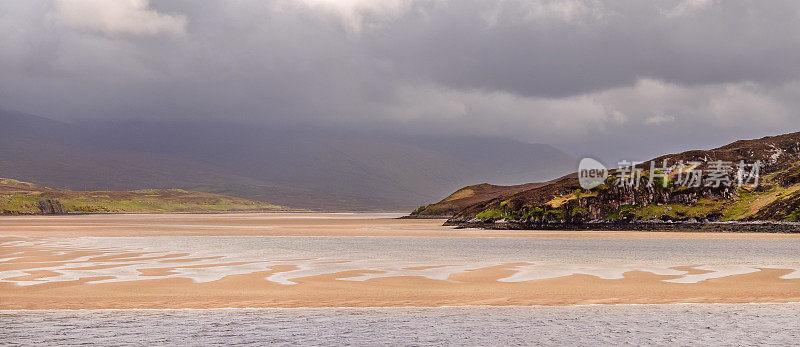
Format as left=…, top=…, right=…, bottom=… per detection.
left=37, top=199, right=66, bottom=214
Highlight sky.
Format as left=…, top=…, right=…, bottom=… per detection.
left=2, top=0, right=800, bottom=163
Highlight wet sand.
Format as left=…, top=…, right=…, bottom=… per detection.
left=2, top=266, right=799, bottom=309
left=1, top=213, right=799, bottom=309
left=4, top=213, right=800, bottom=239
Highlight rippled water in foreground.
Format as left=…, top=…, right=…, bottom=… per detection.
left=3, top=304, right=799, bottom=346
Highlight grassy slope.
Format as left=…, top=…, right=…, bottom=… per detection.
left=411, top=182, right=548, bottom=216
left=0, top=178, right=286, bottom=214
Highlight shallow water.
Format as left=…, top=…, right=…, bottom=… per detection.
left=3, top=304, right=800, bottom=346
left=3, top=235, right=800, bottom=285
left=3, top=215, right=800, bottom=344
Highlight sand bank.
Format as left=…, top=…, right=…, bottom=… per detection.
left=3, top=213, right=800, bottom=239
left=1, top=266, right=799, bottom=309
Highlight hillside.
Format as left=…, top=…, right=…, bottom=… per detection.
left=443, top=132, right=800, bottom=229
left=0, top=178, right=285, bottom=214
left=0, top=109, right=574, bottom=210
left=409, top=182, right=548, bottom=217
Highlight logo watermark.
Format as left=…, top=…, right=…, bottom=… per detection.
left=578, top=158, right=608, bottom=190
left=578, top=159, right=762, bottom=190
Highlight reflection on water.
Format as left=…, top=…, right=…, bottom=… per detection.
left=3, top=304, right=800, bottom=346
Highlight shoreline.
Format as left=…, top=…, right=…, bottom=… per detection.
left=4, top=301, right=800, bottom=312
left=3, top=213, right=800, bottom=238
left=444, top=220, right=800, bottom=233
left=0, top=210, right=408, bottom=216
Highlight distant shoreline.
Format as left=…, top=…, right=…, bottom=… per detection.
left=0, top=210, right=411, bottom=216
left=398, top=214, right=452, bottom=219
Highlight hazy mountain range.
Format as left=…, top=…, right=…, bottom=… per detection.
left=0, top=109, right=574, bottom=210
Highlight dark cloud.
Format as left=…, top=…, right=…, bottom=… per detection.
left=1, top=0, right=800, bottom=162
left=365, top=0, right=800, bottom=97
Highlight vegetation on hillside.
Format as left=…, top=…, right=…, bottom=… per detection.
left=443, top=132, right=800, bottom=225
left=410, top=182, right=548, bottom=217
left=0, top=178, right=285, bottom=214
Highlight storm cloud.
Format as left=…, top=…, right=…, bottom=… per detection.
left=2, top=0, right=800, bottom=162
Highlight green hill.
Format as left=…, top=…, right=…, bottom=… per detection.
left=0, top=178, right=286, bottom=214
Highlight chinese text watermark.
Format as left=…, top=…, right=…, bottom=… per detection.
left=578, top=159, right=762, bottom=190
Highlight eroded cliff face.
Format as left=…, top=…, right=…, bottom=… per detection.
left=37, top=199, right=66, bottom=214
left=445, top=132, right=800, bottom=227
left=447, top=181, right=739, bottom=225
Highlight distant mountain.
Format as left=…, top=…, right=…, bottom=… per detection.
left=0, top=109, right=574, bottom=210
left=443, top=131, right=800, bottom=228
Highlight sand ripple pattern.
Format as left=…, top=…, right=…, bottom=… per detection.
left=2, top=236, right=800, bottom=285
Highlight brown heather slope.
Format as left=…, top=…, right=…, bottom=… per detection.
left=410, top=182, right=548, bottom=217
left=0, top=178, right=287, bottom=214
left=442, top=131, right=800, bottom=227
left=0, top=178, right=54, bottom=194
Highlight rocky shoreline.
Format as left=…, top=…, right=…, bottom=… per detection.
left=443, top=218, right=800, bottom=233
left=399, top=214, right=453, bottom=219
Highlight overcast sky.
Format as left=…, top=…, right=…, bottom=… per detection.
left=2, top=0, right=800, bottom=163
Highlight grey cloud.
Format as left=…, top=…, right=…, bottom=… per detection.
left=1, top=0, right=800, bottom=163
left=366, top=0, right=800, bottom=97
left=54, top=0, right=187, bottom=37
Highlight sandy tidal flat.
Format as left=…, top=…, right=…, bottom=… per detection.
left=1, top=213, right=799, bottom=309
